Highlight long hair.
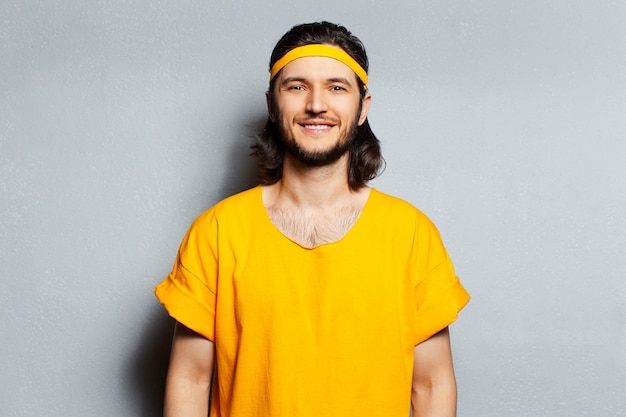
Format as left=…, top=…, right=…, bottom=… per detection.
left=251, top=21, right=384, bottom=190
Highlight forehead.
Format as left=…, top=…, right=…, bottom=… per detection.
left=277, top=56, right=358, bottom=83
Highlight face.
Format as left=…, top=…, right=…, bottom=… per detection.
left=268, top=55, right=371, bottom=167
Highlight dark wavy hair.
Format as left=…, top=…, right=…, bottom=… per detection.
left=251, top=21, right=384, bottom=190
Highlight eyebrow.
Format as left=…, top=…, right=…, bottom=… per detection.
left=327, top=77, right=354, bottom=85
left=280, top=76, right=307, bottom=86
left=280, top=76, right=356, bottom=86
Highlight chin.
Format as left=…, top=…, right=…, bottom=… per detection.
left=279, top=121, right=358, bottom=167
left=286, top=141, right=350, bottom=167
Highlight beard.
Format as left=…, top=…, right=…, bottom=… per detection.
left=276, top=113, right=361, bottom=167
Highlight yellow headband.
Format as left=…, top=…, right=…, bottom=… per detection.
left=269, top=44, right=368, bottom=90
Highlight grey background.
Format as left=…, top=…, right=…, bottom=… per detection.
left=2, top=1, right=625, bottom=416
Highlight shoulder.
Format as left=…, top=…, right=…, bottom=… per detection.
left=367, top=189, right=446, bottom=248
left=174, top=187, right=262, bottom=263
left=180, top=186, right=263, bottom=243
left=369, top=189, right=436, bottom=227
left=194, top=186, right=261, bottom=223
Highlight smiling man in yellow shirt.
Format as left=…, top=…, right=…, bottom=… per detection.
left=155, top=21, right=470, bottom=417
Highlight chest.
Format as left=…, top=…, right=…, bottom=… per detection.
left=266, top=206, right=362, bottom=248
left=229, top=235, right=403, bottom=328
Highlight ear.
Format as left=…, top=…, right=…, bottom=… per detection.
left=265, top=90, right=275, bottom=122
left=358, top=93, right=371, bottom=126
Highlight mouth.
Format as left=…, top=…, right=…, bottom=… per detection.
left=303, top=124, right=333, bottom=131
left=298, top=119, right=337, bottom=134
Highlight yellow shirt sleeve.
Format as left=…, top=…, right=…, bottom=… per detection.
left=410, top=212, right=470, bottom=345
left=154, top=209, right=219, bottom=341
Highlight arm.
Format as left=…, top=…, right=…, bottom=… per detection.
left=164, top=321, right=216, bottom=417
left=411, top=327, right=457, bottom=417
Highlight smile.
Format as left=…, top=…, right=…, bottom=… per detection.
left=303, top=124, right=332, bottom=130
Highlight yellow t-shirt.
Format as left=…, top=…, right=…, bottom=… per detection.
left=155, top=186, right=469, bottom=416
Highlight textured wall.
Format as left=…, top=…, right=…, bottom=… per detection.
left=1, top=1, right=625, bottom=416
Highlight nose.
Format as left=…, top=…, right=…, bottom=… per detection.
left=305, top=87, right=328, bottom=114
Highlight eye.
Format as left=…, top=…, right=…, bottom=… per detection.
left=331, top=85, right=346, bottom=91
left=289, top=85, right=305, bottom=91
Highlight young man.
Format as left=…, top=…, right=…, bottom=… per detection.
left=155, top=21, right=470, bottom=417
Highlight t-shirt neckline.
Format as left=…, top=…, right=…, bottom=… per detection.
left=257, top=185, right=378, bottom=250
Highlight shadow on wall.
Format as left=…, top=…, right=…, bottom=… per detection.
left=124, top=115, right=265, bottom=416
left=218, top=114, right=268, bottom=199
left=125, top=305, right=174, bottom=416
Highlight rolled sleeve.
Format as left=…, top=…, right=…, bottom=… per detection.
left=413, top=258, right=470, bottom=345
left=155, top=259, right=217, bottom=341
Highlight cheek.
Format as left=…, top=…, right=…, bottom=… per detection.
left=275, top=91, right=305, bottom=110
left=275, top=101, right=301, bottom=122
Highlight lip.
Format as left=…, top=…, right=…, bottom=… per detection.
left=300, top=125, right=333, bottom=136
left=298, top=119, right=336, bottom=134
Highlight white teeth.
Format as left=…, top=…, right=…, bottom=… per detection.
left=304, top=125, right=331, bottom=130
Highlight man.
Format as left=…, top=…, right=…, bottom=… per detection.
left=155, top=21, right=470, bottom=417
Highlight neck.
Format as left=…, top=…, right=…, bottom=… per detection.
left=261, top=153, right=371, bottom=248
left=265, top=153, right=363, bottom=208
